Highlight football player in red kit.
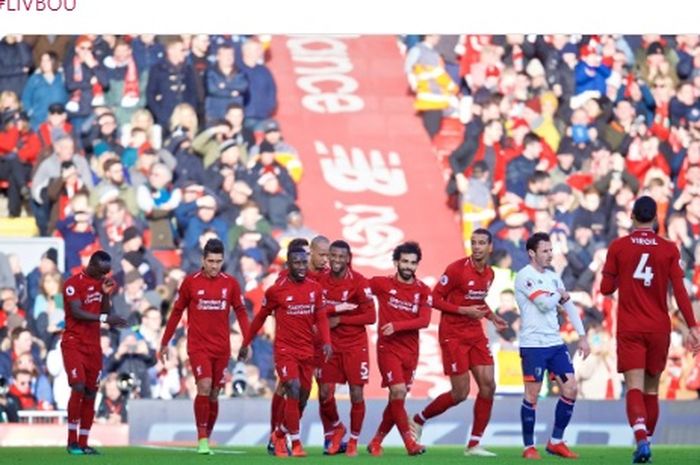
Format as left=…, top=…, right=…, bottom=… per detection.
left=410, top=229, right=507, bottom=456
left=239, top=245, right=332, bottom=457
left=159, top=238, right=250, bottom=455
left=367, top=242, right=432, bottom=456
left=62, top=250, right=127, bottom=455
left=317, top=240, right=375, bottom=456
left=601, top=196, right=700, bottom=463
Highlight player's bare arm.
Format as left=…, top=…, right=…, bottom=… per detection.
left=69, top=300, right=126, bottom=327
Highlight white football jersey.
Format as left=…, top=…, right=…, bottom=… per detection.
left=514, top=264, right=565, bottom=348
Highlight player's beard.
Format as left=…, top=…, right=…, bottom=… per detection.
left=398, top=267, right=415, bottom=281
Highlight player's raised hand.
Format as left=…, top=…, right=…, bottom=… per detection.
left=334, top=302, right=358, bottom=313
left=101, top=277, right=117, bottom=295
left=158, top=346, right=168, bottom=364
left=237, top=345, right=250, bottom=362
left=106, top=314, right=127, bottom=328
left=578, top=337, right=591, bottom=359
left=322, top=343, right=333, bottom=362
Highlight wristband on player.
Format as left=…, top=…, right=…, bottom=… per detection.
left=100, top=314, right=108, bottom=323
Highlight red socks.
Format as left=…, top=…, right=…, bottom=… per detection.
left=207, top=399, right=219, bottom=438
left=350, top=400, right=365, bottom=437
left=376, top=403, right=394, bottom=437
left=78, top=395, right=96, bottom=448
left=416, top=391, right=457, bottom=425
left=468, top=395, right=494, bottom=448
left=626, top=389, right=648, bottom=443
left=320, top=393, right=339, bottom=436
left=194, top=395, right=210, bottom=440
left=643, top=393, right=659, bottom=437
left=67, top=389, right=84, bottom=445
left=389, top=399, right=412, bottom=444
left=270, top=392, right=285, bottom=433
left=285, top=397, right=301, bottom=435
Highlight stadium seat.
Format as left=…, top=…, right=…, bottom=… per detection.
left=0, top=217, right=39, bottom=237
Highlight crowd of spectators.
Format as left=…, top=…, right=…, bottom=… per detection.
left=0, top=34, right=314, bottom=421
left=2, top=33, right=700, bottom=424
left=404, top=34, right=700, bottom=400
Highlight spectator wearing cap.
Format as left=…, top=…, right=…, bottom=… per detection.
left=90, top=158, right=139, bottom=216
left=104, top=39, right=148, bottom=126
left=639, top=40, right=678, bottom=88
left=0, top=110, right=41, bottom=217
left=20, top=51, right=68, bottom=131
left=248, top=119, right=302, bottom=180
left=191, top=119, right=233, bottom=169
left=64, top=36, right=110, bottom=133
left=254, top=171, right=297, bottom=230
left=182, top=194, right=227, bottom=250
left=238, top=39, right=277, bottom=129
left=250, top=139, right=298, bottom=199
left=146, top=37, right=198, bottom=129
left=404, top=35, right=459, bottom=139
left=31, top=135, right=94, bottom=233
left=37, top=103, right=73, bottom=152
left=549, top=139, right=577, bottom=186
left=505, top=132, right=543, bottom=199
left=204, top=44, right=249, bottom=124
left=0, top=35, right=32, bottom=98
left=136, top=163, right=181, bottom=249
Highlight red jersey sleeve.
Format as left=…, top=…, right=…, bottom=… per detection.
left=392, top=284, right=432, bottom=332
left=161, top=276, right=190, bottom=348
left=229, top=279, right=251, bottom=340
left=600, top=240, right=619, bottom=295
left=242, top=287, right=275, bottom=347
left=314, top=284, right=331, bottom=345
left=432, top=261, right=461, bottom=314
left=668, top=245, right=698, bottom=328
left=339, top=276, right=376, bottom=326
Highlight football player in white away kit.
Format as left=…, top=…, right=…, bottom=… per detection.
left=514, top=232, right=590, bottom=460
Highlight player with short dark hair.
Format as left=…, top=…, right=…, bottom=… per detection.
left=409, top=229, right=507, bottom=457
left=159, top=238, right=250, bottom=455
left=366, top=241, right=431, bottom=456
left=62, top=250, right=127, bottom=455
left=239, top=246, right=332, bottom=457
left=601, top=196, right=700, bottom=463
left=515, top=232, right=590, bottom=460
left=316, top=240, right=375, bottom=456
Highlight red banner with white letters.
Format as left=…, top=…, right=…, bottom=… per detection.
left=269, top=36, right=463, bottom=398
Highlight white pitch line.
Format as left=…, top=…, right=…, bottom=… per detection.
left=140, top=445, right=246, bottom=455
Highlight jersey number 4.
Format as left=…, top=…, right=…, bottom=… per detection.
left=633, top=253, right=654, bottom=287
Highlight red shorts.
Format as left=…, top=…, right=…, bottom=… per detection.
left=61, top=344, right=102, bottom=389
left=275, top=350, right=315, bottom=391
left=617, top=331, right=670, bottom=375
left=189, top=352, right=230, bottom=387
left=440, top=335, right=494, bottom=376
left=319, top=346, right=370, bottom=385
left=377, top=346, right=417, bottom=388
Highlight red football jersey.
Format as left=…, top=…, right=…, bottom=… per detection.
left=161, top=271, right=250, bottom=357
left=62, top=271, right=105, bottom=351
left=370, top=275, right=432, bottom=354
left=433, top=257, right=494, bottom=341
left=317, top=268, right=375, bottom=352
left=243, top=276, right=330, bottom=358
left=601, top=228, right=697, bottom=334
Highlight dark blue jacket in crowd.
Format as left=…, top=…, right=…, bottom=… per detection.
left=239, top=62, right=277, bottom=121
left=505, top=155, right=538, bottom=199
left=146, top=60, right=198, bottom=126
left=204, top=66, right=249, bottom=122
left=183, top=216, right=229, bottom=250
left=63, top=61, right=110, bottom=117
left=55, top=216, right=97, bottom=273
left=0, top=39, right=32, bottom=97
left=131, top=38, right=165, bottom=75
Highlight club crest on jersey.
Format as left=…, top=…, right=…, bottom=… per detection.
left=197, top=290, right=205, bottom=295
left=439, top=274, right=448, bottom=286
left=309, top=291, right=316, bottom=301
left=467, top=280, right=475, bottom=286
left=341, top=290, right=349, bottom=302
left=222, top=288, right=228, bottom=299
left=363, top=287, right=372, bottom=298
left=286, top=295, right=293, bottom=302
left=389, top=289, right=397, bottom=295
left=413, top=293, right=420, bottom=304
left=88, top=286, right=94, bottom=291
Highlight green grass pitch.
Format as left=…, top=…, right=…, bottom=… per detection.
left=3, top=446, right=700, bottom=464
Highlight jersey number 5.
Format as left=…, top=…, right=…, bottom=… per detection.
left=633, top=253, right=654, bottom=287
